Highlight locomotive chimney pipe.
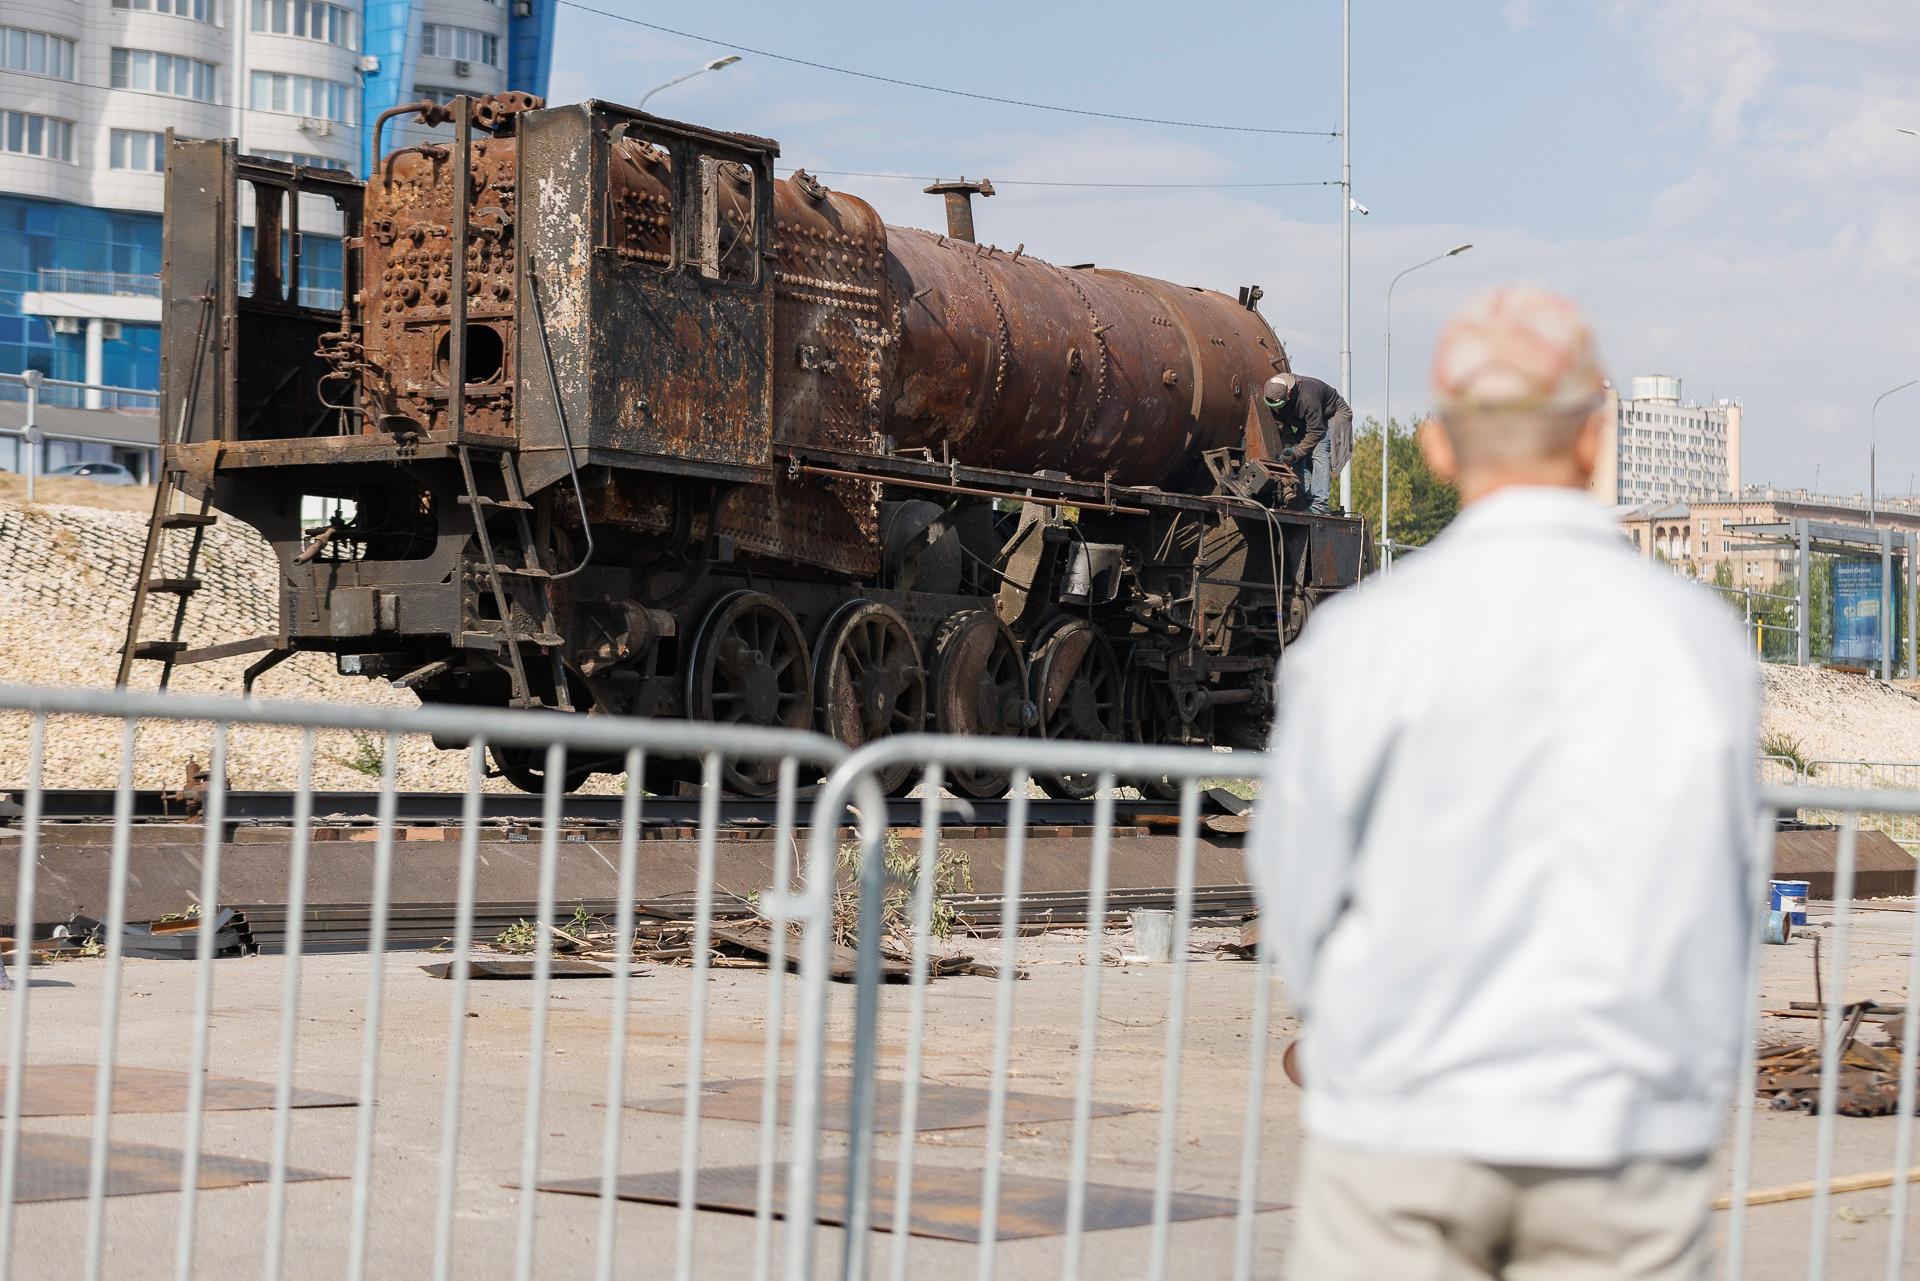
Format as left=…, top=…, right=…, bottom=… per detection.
left=923, top=177, right=995, bottom=243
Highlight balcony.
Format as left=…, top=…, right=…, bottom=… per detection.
left=35, top=269, right=163, bottom=298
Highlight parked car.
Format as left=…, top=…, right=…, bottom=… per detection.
left=47, top=461, right=138, bottom=486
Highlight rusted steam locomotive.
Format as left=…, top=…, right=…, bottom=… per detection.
left=130, top=93, right=1366, bottom=795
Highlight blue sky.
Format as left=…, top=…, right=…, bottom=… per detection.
left=546, top=1, right=1920, bottom=497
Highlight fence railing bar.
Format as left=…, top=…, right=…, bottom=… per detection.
left=261, top=731, right=317, bottom=1281
left=1721, top=809, right=1783, bottom=1281
left=1060, top=777, right=1117, bottom=1281
left=429, top=740, right=487, bottom=1281
left=173, top=726, right=230, bottom=1281
left=883, top=766, right=949, bottom=1281
left=783, top=764, right=860, bottom=1281
left=80, top=718, right=138, bottom=1281
left=593, top=747, right=647, bottom=1281
left=1808, top=816, right=1860, bottom=1281
left=1886, top=833, right=1920, bottom=1280
left=840, top=766, right=898, bottom=1281
left=1230, top=851, right=1277, bottom=1281
left=674, top=753, right=724, bottom=1281
left=512, top=743, right=568, bottom=1281
left=345, top=735, right=402, bottom=1281
left=972, top=772, right=1031, bottom=1281
left=752, top=756, right=801, bottom=1281
left=0, top=716, right=46, bottom=1281
left=1145, top=779, right=1202, bottom=1281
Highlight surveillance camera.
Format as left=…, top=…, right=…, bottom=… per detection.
left=1349, top=197, right=1370, bottom=216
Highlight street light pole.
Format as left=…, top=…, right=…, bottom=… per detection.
left=1380, top=243, right=1473, bottom=569
left=1871, top=378, right=1919, bottom=526
left=639, top=55, right=743, bottom=113
left=1338, top=0, right=1352, bottom=514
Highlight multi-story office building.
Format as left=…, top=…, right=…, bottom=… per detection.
left=0, top=0, right=551, bottom=409
left=1589, top=374, right=1743, bottom=506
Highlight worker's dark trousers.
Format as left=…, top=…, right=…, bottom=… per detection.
left=1307, top=435, right=1332, bottom=514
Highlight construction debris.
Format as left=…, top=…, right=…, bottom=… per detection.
left=1755, top=1003, right=1916, bottom=1115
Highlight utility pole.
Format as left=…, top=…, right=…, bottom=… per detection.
left=1338, top=0, right=1352, bottom=514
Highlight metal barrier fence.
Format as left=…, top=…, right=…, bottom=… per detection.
left=1799, top=760, right=1920, bottom=851
left=0, top=683, right=853, bottom=1281
left=1760, top=754, right=1801, bottom=788
left=810, top=737, right=1270, bottom=1281
left=1725, top=788, right=1920, bottom=1281
left=2, top=682, right=1919, bottom=1278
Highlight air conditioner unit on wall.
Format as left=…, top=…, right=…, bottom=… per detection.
left=314, top=120, right=333, bottom=137
left=454, top=60, right=471, bottom=77
left=100, top=321, right=122, bottom=341
left=52, top=317, right=80, bottom=336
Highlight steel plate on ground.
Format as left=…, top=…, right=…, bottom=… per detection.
left=624, top=1076, right=1139, bottom=1133
left=0, top=1064, right=355, bottom=1116
left=539, top=1157, right=1281, bottom=1241
left=419, top=958, right=617, bottom=980
left=8, top=1131, right=338, bottom=1203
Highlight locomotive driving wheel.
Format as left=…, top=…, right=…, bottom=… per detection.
left=1122, top=660, right=1184, bottom=802
left=687, top=590, right=812, bottom=795
left=1028, top=618, right=1123, bottom=800
left=928, top=610, right=1032, bottom=800
left=814, top=600, right=926, bottom=795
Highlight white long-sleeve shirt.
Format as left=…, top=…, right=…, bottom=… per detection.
left=1252, top=486, right=1760, bottom=1167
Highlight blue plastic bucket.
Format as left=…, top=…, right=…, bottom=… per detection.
left=1770, top=879, right=1810, bottom=927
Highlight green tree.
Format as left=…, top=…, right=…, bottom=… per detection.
left=1344, top=416, right=1460, bottom=550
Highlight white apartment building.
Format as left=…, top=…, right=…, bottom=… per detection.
left=1589, top=374, right=1743, bottom=507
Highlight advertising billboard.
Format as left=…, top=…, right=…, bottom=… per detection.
left=1830, top=558, right=1889, bottom=664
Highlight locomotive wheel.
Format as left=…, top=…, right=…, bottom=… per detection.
left=1027, top=619, right=1123, bottom=800
left=1122, top=663, right=1184, bottom=803
left=489, top=746, right=606, bottom=795
left=687, top=590, right=813, bottom=796
left=928, top=610, right=1031, bottom=801
left=814, top=600, right=926, bottom=795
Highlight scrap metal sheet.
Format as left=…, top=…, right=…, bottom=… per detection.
left=0, top=1065, right=354, bottom=1117
left=625, top=1076, right=1139, bottom=1134
left=8, top=1131, right=337, bottom=1203
left=540, top=1157, right=1280, bottom=1242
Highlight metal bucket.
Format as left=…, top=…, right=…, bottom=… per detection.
left=1128, top=909, right=1174, bottom=963
left=1763, top=909, right=1793, bottom=945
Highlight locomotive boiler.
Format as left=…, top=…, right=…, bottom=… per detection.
left=133, top=93, right=1367, bottom=795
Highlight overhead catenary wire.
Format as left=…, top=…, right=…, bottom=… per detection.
left=776, top=167, right=1340, bottom=190
left=553, top=1, right=1338, bottom=138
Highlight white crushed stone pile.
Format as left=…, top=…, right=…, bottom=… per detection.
left=0, top=497, right=602, bottom=792
left=1761, top=665, right=1920, bottom=766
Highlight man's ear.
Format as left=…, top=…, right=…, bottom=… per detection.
left=1419, top=417, right=1457, bottom=485
left=1573, top=406, right=1604, bottom=480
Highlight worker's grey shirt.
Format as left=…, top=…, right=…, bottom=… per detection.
left=1251, top=486, right=1760, bottom=1167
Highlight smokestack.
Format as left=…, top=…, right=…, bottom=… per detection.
left=923, top=177, right=995, bottom=243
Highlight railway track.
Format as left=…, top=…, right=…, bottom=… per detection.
left=0, top=789, right=1245, bottom=830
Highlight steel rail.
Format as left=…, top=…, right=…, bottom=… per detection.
left=1, top=789, right=1212, bottom=829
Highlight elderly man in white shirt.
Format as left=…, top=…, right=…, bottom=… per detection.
left=1255, top=285, right=1759, bottom=1281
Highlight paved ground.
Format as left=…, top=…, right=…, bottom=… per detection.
left=1, top=906, right=1916, bottom=1279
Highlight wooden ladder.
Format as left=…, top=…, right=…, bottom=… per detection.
left=455, top=443, right=570, bottom=710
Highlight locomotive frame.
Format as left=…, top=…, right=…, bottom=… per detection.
left=132, top=94, right=1368, bottom=796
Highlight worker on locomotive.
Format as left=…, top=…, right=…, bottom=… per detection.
left=1261, top=372, right=1354, bottom=515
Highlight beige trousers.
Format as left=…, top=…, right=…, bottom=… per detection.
left=1288, top=1138, right=1712, bottom=1281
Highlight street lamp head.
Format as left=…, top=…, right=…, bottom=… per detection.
left=705, top=55, right=742, bottom=72
left=1447, top=243, right=1474, bottom=256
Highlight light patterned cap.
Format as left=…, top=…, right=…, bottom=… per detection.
left=1430, top=285, right=1606, bottom=415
